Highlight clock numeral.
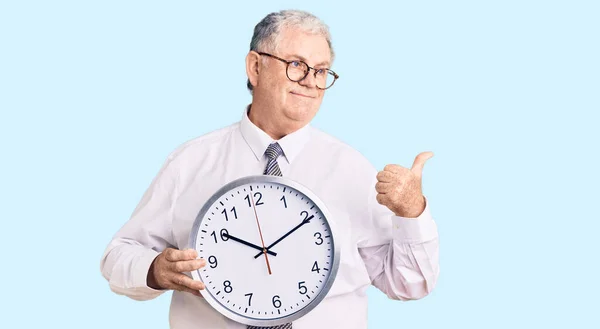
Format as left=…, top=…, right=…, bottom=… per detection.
left=245, top=192, right=264, bottom=207
left=300, top=211, right=314, bottom=224
left=211, top=229, right=229, bottom=243
left=312, top=261, right=321, bottom=274
left=221, top=206, right=237, bottom=221
left=298, top=281, right=307, bottom=295
left=255, top=193, right=264, bottom=205
left=301, top=211, right=309, bottom=221
left=272, top=295, right=281, bottom=308
left=245, top=293, right=253, bottom=306
left=223, top=280, right=233, bottom=293
left=208, top=255, right=218, bottom=268
left=280, top=195, right=287, bottom=208
left=314, top=232, right=323, bottom=245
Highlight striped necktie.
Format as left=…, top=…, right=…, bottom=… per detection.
left=249, top=324, right=292, bottom=329
left=263, top=142, right=283, bottom=177
left=249, top=142, right=291, bottom=329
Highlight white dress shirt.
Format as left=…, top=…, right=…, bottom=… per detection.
left=100, top=108, right=440, bottom=329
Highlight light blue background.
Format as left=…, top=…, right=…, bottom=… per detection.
left=1, top=0, right=598, bottom=328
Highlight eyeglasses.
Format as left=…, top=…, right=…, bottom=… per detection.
left=257, top=52, right=339, bottom=90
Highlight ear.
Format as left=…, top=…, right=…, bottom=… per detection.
left=246, top=51, right=261, bottom=90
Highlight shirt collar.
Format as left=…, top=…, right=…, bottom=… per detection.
left=240, top=105, right=311, bottom=164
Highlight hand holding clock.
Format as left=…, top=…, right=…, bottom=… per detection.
left=147, top=248, right=206, bottom=297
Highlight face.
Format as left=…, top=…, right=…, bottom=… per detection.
left=247, top=27, right=332, bottom=136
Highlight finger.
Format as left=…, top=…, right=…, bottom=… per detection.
left=165, top=248, right=198, bottom=262
left=172, top=258, right=206, bottom=273
left=383, top=164, right=408, bottom=175
left=376, top=170, right=396, bottom=183
left=173, top=283, right=203, bottom=297
left=410, top=151, right=434, bottom=177
left=172, top=273, right=206, bottom=291
left=375, top=181, right=392, bottom=194
left=376, top=193, right=388, bottom=205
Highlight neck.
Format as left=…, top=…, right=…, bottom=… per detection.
left=248, top=103, right=300, bottom=140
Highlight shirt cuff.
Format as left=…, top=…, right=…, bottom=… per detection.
left=391, top=197, right=438, bottom=243
left=133, top=249, right=165, bottom=296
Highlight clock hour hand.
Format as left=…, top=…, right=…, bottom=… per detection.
left=221, top=232, right=277, bottom=256
left=253, top=214, right=314, bottom=259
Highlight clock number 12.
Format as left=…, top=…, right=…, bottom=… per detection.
left=245, top=192, right=264, bottom=207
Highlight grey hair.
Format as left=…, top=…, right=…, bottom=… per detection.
left=246, top=10, right=334, bottom=93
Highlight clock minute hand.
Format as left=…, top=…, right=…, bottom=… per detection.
left=253, top=215, right=314, bottom=259
left=221, top=232, right=278, bottom=256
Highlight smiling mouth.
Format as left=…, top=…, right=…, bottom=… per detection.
left=290, top=91, right=315, bottom=98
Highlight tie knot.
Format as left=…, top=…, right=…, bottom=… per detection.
left=265, top=142, right=283, bottom=161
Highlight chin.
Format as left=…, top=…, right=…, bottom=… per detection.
left=284, top=104, right=319, bottom=124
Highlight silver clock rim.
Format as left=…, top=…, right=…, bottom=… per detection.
left=188, top=175, right=341, bottom=327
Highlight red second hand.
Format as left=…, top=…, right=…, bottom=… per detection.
left=250, top=192, right=272, bottom=275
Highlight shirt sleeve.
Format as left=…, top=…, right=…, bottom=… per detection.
left=357, top=177, right=440, bottom=301
left=99, top=155, right=179, bottom=301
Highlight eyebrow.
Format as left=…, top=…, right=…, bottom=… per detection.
left=289, top=54, right=331, bottom=68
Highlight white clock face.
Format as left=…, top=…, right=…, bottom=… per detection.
left=189, top=176, right=339, bottom=327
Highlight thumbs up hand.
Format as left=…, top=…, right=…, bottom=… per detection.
left=375, top=152, right=433, bottom=218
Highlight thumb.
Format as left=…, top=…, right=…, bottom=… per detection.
left=411, top=151, right=434, bottom=177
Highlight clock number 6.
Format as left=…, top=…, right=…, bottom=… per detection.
left=272, top=295, right=282, bottom=308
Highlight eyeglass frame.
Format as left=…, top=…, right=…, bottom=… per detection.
left=256, top=52, right=339, bottom=90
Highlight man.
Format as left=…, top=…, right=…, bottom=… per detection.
left=100, top=9, right=439, bottom=329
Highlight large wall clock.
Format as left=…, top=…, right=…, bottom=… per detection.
left=189, top=175, right=340, bottom=327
